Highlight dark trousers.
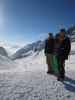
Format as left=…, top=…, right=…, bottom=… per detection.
left=58, top=56, right=65, bottom=79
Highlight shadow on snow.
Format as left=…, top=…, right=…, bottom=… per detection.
left=63, top=76, right=75, bottom=92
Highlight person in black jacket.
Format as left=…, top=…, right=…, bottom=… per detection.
left=44, top=33, right=54, bottom=74
left=57, top=29, right=71, bottom=81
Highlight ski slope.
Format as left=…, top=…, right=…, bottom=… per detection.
left=0, top=43, right=75, bottom=100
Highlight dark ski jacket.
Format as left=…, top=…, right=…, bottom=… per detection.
left=58, top=37, right=71, bottom=60
left=44, top=38, right=54, bottom=54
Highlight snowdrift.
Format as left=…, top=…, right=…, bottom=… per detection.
left=0, top=55, right=16, bottom=71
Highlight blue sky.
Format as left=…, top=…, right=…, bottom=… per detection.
left=0, top=0, right=75, bottom=45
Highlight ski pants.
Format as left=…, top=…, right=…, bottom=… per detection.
left=45, top=53, right=53, bottom=72
left=58, top=56, right=65, bottom=79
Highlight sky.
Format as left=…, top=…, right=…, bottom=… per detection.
left=0, top=0, right=75, bottom=46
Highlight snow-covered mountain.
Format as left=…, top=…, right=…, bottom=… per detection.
left=0, top=47, right=8, bottom=57
left=67, top=26, right=75, bottom=42
left=0, top=46, right=16, bottom=71
left=11, top=40, right=45, bottom=60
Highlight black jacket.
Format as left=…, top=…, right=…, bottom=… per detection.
left=58, top=37, right=71, bottom=60
left=44, top=38, right=54, bottom=54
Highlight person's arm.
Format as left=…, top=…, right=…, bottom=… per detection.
left=64, top=37, right=71, bottom=56
left=44, top=40, right=47, bottom=55
left=67, top=38, right=71, bottom=55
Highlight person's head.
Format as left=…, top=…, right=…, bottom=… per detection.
left=59, top=29, right=66, bottom=42
left=48, top=33, right=53, bottom=39
left=55, top=33, right=60, bottom=43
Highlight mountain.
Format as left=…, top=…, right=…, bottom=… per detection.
left=11, top=40, right=45, bottom=60
left=67, top=26, right=75, bottom=35
left=67, top=26, right=75, bottom=42
left=0, top=46, right=17, bottom=71
left=0, top=47, right=8, bottom=57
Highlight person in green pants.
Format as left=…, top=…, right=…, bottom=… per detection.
left=52, top=34, right=60, bottom=75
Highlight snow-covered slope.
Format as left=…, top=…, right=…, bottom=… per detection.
left=67, top=26, right=75, bottom=42
left=0, top=43, right=75, bottom=100
left=0, top=40, right=75, bottom=100
left=0, top=55, right=17, bottom=72
left=0, top=47, right=8, bottom=57
left=0, top=46, right=17, bottom=72
left=12, top=40, right=45, bottom=60
left=0, top=41, right=24, bottom=56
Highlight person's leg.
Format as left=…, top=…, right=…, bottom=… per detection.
left=46, top=54, right=52, bottom=73
left=60, top=60, right=65, bottom=79
left=50, top=54, right=54, bottom=72
left=58, top=57, right=65, bottom=81
left=46, top=54, right=50, bottom=72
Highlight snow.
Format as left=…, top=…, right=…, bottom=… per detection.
left=11, top=40, right=45, bottom=60
left=0, top=41, right=23, bottom=56
left=0, top=43, right=75, bottom=100
left=71, top=42, right=75, bottom=50
left=0, top=47, right=8, bottom=57
left=0, top=55, right=17, bottom=73
left=0, top=71, right=75, bottom=100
